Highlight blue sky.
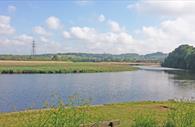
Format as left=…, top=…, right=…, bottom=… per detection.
left=1, top=0, right=195, bottom=54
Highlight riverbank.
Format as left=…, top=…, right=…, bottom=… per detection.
left=0, top=101, right=195, bottom=127
left=0, top=61, right=140, bottom=74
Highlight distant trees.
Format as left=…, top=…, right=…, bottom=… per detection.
left=162, top=44, right=195, bottom=71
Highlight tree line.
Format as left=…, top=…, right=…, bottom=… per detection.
left=0, top=52, right=167, bottom=62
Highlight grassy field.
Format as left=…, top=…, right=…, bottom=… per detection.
left=0, top=61, right=137, bottom=74
left=0, top=101, right=195, bottom=127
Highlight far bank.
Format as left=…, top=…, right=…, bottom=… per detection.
left=0, top=61, right=159, bottom=74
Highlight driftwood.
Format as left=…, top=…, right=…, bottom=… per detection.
left=80, top=120, right=120, bottom=127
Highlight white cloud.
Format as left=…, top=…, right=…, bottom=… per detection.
left=8, top=5, right=16, bottom=13
left=0, top=15, right=15, bottom=35
left=0, top=35, right=33, bottom=54
left=15, top=34, right=33, bottom=44
left=2, top=3, right=195, bottom=55
left=62, top=31, right=71, bottom=39
left=0, top=33, right=70, bottom=54
left=33, top=26, right=50, bottom=36
left=40, top=36, right=49, bottom=42
left=126, top=0, right=195, bottom=53
left=38, top=41, right=73, bottom=54
left=63, top=14, right=195, bottom=54
left=137, top=16, right=195, bottom=53
left=67, top=26, right=139, bottom=53
left=108, top=20, right=125, bottom=33
left=46, top=16, right=61, bottom=30
left=98, top=14, right=106, bottom=22
left=70, top=26, right=96, bottom=40
left=128, top=0, right=195, bottom=16
left=0, top=34, right=33, bottom=46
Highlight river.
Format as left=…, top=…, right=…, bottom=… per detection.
left=0, top=66, right=195, bottom=112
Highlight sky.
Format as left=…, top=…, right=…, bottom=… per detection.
left=1, top=0, right=195, bottom=55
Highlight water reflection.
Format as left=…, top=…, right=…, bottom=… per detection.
left=165, top=70, right=195, bottom=80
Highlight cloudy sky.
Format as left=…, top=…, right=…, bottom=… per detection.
left=1, top=0, right=195, bottom=55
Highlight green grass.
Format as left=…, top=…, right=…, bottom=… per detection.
left=131, top=113, right=158, bottom=127
left=163, top=103, right=195, bottom=127
left=0, top=101, right=195, bottom=127
left=0, top=61, right=137, bottom=74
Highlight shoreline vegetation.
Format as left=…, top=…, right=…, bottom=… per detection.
left=0, top=60, right=159, bottom=74
left=0, top=101, right=195, bottom=127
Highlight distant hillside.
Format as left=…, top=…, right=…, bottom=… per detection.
left=144, top=52, right=168, bottom=61
left=0, top=52, right=167, bottom=62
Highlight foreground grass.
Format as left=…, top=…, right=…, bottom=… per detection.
left=0, top=101, right=195, bottom=127
left=0, top=61, right=137, bottom=74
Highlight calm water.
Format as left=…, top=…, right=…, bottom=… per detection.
left=0, top=66, right=195, bottom=112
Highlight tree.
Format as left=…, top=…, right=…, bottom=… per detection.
left=162, top=44, right=195, bottom=71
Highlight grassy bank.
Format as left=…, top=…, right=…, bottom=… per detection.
left=0, top=61, right=137, bottom=74
left=0, top=101, right=195, bottom=127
